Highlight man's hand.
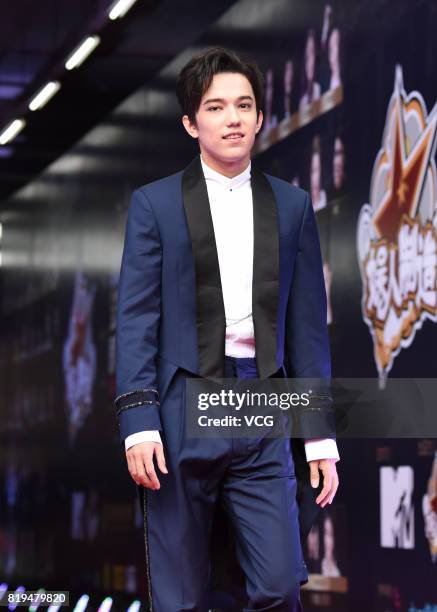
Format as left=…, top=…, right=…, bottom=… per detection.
left=309, top=458, right=339, bottom=507
left=126, top=441, right=168, bottom=490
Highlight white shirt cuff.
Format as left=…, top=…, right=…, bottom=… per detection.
left=124, top=430, right=162, bottom=451
left=304, top=438, right=340, bottom=462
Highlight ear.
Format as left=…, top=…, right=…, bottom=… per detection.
left=255, top=109, right=264, bottom=134
left=181, top=114, right=199, bottom=139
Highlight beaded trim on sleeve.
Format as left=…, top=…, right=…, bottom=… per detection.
left=115, top=388, right=160, bottom=417
left=299, top=394, right=333, bottom=412
left=115, top=388, right=159, bottom=401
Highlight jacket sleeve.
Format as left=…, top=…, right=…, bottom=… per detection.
left=285, top=190, right=336, bottom=441
left=114, top=188, right=162, bottom=446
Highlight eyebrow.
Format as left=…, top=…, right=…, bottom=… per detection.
left=202, top=95, right=254, bottom=105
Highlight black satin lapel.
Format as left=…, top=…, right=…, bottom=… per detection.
left=182, top=155, right=226, bottom=378
left=251, top=163, right=280, bottom=378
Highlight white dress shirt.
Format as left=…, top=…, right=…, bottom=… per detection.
left=125, top=156, right=339, bottom=463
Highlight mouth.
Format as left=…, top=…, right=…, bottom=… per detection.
left=223, top=133, right=244, bottom=140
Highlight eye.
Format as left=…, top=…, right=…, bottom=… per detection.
left=207, top=106, right=221, bottom=111
left=240, top=103, right=251, bottom=109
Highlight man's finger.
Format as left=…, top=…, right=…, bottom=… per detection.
left=134, top=454, right=154, bottom=489
left=319, top=486, right=333, bottom=507
left=144, top=459, right=160, bottom=490
left=316, top=480, right=332, bottom=504
left=322, top=478, right=338, bottom=507
left=126, top=453, right=139, bottom=485
left=327, top=475, right=340, bottom=504
left=154, top=444, right=168, bottom=474
left=317, top=462, right=339, bottom=506
left=316, top=469, right=333, bottom=504
left=309, top=462, right=320, bottom=488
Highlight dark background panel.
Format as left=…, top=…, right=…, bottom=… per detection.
left=0, top=0, right=436, bottom=610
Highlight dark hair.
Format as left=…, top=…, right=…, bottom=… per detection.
left=176, top=46, right=264, bottom=125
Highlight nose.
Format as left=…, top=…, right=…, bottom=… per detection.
left=225, top=105, right=241, bottom=125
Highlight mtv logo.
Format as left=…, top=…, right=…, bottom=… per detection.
left=380, top=466, right=414, bottom=549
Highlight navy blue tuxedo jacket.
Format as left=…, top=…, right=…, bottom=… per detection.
left=115, top=154, right=336, bottom=538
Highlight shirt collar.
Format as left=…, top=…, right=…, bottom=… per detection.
left=200, top=155, right=251, bottom=191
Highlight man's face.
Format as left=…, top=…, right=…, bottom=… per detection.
left=182, top=72, right=263, bottom=170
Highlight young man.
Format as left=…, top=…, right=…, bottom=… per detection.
left=115, top=47, right=340, bottom=612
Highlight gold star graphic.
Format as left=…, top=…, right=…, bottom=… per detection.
left=373, top=90, right=437, bottom=243
left=396, top=180, right=408, bottom=206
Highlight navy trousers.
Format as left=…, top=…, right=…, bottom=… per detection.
left=139, top=356, right=306, bottom=611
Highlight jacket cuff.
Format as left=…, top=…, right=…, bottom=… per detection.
left=117, top=404, right=162, bottom=446
left=114, top=389, right=161, bottom=446
left=297, top=408, right=336, bottom=439
left=114, top=388, right=160, bottom=415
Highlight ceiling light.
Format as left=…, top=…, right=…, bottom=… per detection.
left=65, top=36, right=100, bottom=71
left=109, top=0, right=138, bottom=20
left=29, top=81, right=61, bottom=111
left=0, top=119, right=26, bottom=145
